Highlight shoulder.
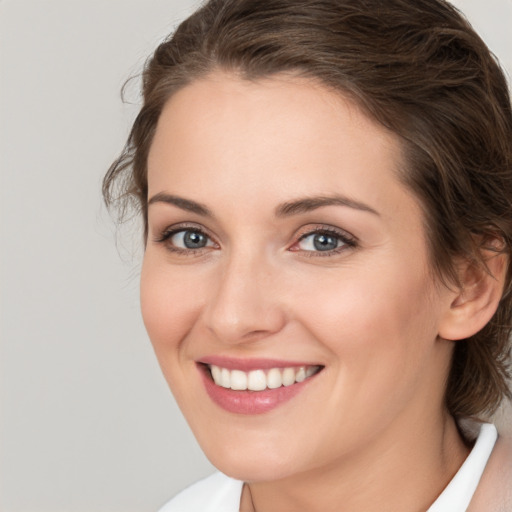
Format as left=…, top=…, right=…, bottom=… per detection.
left=467, top=427, right=512, bottom=512
left=158, top=472, right=244, bottom=512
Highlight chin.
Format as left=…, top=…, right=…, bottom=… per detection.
left=214, top=458, right=297, bottom=483
left=201, top=438, right=302, bottom=483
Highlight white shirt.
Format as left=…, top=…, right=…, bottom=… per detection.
left=159, top=423, right=498, bottom=512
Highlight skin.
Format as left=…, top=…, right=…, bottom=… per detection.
left=141, top=71, right=473, bottom=512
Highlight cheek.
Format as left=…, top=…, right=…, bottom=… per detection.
left=140, top=256, right=201, bottom=359
left=292, top=261, right=439, bottom=378
left=293, top=269, right=444, bottom=442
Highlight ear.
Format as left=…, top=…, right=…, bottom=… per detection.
left=438, top=249, right=508, bottom=341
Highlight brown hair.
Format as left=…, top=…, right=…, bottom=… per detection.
left=103, top=0, right=512, bottom=419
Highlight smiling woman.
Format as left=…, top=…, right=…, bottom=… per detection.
left=103, top=0, right=512, bottom=511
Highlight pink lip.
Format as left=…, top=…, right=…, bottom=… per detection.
left=199, top=355, right=316, bottom=371
left=197, top=359, right=322, bottom=415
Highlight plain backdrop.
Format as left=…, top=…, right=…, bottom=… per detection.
left=1, top=1, right=511, bottom=511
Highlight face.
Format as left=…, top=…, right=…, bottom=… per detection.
left=141, top=72, right=456, bottom=482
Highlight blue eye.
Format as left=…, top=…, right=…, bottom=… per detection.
left=172, top=230, right=210, bottom=249
left=298, top=232, right=344, bottom=252
left=293, top=227, right=356, bottom=256
left=158, top=228, right=216, bottom=252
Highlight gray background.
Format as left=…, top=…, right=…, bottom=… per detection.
left=1, top=1, right=511, bottom=511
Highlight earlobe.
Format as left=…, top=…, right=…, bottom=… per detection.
left=438, top=250, right=508, bottom=341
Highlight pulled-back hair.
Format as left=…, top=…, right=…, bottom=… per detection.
left=103, top=0, right=512, bottom=419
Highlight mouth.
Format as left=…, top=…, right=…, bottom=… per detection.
left=206, top=364, right=322, bottom=391
left=197, top=358, right=324, bottom=414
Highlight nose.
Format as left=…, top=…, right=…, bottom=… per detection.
left=202, top=251, right=287, bottom=345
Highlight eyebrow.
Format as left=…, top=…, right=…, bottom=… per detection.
left=147, top=192, right=379, bottom=218
left=275, top=195, right=380, bottom=217
left=147, top=192, right=213, bottom=217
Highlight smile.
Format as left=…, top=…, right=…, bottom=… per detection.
left=208, top=364, right=320, bottom=391
left=198, top=358, right=324, bottom=414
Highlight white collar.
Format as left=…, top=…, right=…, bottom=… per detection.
left=427, top=423, right=497, bottom=512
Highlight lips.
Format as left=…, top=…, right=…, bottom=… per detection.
left=198, top=357, right=323, bottom=414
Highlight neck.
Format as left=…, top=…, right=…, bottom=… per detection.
left=240, top=411, right=470, bottom=512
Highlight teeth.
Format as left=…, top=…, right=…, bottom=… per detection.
left=247, top=369, right=267, bottom=391
left=267, top=368, right=282, bottom=389
left=211, top=365, right=221, bottom=384
left=230, top=370, right=247, bottom=390
left=282, top=367, right=296, bottom=386
left=209, top=364, right=320, bottom=391
left=295, top=367, right=306, bottom=383
left=221, top=368, right=231, bottom=388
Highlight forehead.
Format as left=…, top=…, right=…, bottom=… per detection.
left=147, top=71, right=417, bottom=222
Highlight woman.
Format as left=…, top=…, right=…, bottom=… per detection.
left=104, top=0, right=512, bottom=510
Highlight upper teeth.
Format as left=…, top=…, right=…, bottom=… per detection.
left=209, top=365, right=319, bottom=391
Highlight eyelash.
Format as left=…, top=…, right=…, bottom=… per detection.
left=293, top=226, right=357, bottom=257
left=154, top=224, right=217, bottom=256
left=154, top=224, right=357, bottom=257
